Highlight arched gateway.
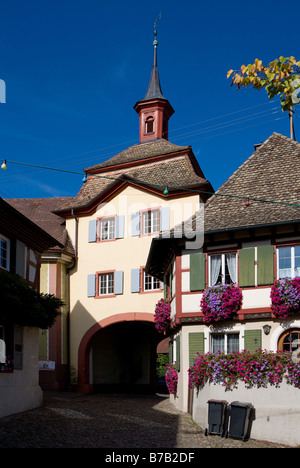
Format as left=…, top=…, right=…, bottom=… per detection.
left=77, top=313, right=159, bottom=394
left=54, top=29, right=212, bottom=395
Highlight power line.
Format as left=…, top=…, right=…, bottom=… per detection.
left=0, top=107, right=285, bottom=189
left=1, top=155, right=300, bottom=208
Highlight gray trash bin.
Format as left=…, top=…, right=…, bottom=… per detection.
left=204, top=399, right=228, bottom=437
left=226, top=401, right=254, bottom=441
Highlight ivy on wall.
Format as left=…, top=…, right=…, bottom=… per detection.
left=0, top=271, right=63, bottom=329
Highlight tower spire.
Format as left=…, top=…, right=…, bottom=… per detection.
left=134, top=15, right=174, bottom=142
left=142, top=14, right=164, bottom=101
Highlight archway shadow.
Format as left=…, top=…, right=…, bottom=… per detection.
left=72, top=301, right=168, bottom=395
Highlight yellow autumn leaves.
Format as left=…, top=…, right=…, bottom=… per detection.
left=227, top=56, right=300, bottom=111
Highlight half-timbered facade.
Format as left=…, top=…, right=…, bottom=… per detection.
left=146, top=132, right=300, bottom=411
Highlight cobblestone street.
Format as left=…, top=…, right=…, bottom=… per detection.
left=0, top=392, right=291, bottom=449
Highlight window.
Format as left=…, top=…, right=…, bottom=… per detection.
left=0, top=325, right=13, bottom=372
left=0, top=235, right=9, bottom=271
left=0, top=326, right=6, bottom=364
left=99, top=273, right=114, bottom=295
left=211, top=333, right=239, bottom=353
left=278, top=329, right=300, bottom=352
left=145, top=116, right=154, bottom=134
left=143, top=209, right=160, bottom=235
left=209, top=252, right=237, bottom=286
left=277, top=246, right=300, bottom=279
left=143, top=271, right=160, bottom=291
left=99, top=217, right=115, bottom=241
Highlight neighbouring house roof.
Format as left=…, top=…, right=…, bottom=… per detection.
left=188, top=132, right=300, bottom=234
left=0, top=198, right=63, bottom=253
left=56, top=139, right=214, bottom=215
left=146, top=133, right=300, bottom=279
left=6, top=197, right=75, bottom=256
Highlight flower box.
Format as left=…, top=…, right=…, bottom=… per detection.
left=200, top=284, right=243, bottom=323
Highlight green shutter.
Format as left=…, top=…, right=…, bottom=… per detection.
left=169, top=340, right=173, bottom=363
left=257, top=245, right=274, bottom=285
left=190, top=253, right=206, bottom=291
left=239, top=248, right=255, bottom=287
left=189, top=332, right=204, bottom=367
left=175, top=336, right=180, bottom=371
left=244, top=329, right=262, bottom=353
left=163, top=274, right=168, bottom=300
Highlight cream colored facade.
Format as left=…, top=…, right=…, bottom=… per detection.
left=66, top=184, right=202, bottom=391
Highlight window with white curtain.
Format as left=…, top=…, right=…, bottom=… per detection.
left=0, top=326, right=6, bottom=364
left=0, top=235, right=10, bottom=271
left=277, top=246, right=300, bottom=279
left=211, top=333, right=240, bottom=353
left=209, top=252, right=237, bottom=286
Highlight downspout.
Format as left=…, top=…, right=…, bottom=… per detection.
left=66, top=209, right=78, bottom=389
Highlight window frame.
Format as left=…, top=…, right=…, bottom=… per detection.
left=0, top=234, right=10, bottom=271
left=142, top=208, right=160, bottom=236
left=210, top=332, right=240, bottom=354
left=98, top=216, right=116, bottom=242
left=96, top=271, right=115, bottom=297
left=142, top=268, right=161, bottom=293
left=0, top=324, right=13, bottom=373
left=145, top=116, right=154, bottom=135
left=277, top=245, right=300, bottom=280
left=208, top=251, right=237, bottom=286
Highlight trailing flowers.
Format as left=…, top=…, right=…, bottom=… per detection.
left=271, top=277, right=300, bottom=319
left=165, top=364, right=178, bottom=395
left=188, top=349, right=300, bottom=391
left=154, top=299, right=171, bottom=333
left=200, top=284, right=243, bottom=323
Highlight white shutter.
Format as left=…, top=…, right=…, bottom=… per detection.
left=115, top=216, right=125, bottom=239
left=160, top=207, right=170, bottom=232
left=131, top=268, right=140, bottom=293
left=88, top=220, right=97, bottom=243
left=131, top=212, right=140, bottom=237
left=114, top=271, right=124, bottom=294
left=87, top=274, right=96, bottom=297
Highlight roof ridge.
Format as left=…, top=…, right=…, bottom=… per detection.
left=203, top=133, right=286, bottom=211
left=6, top=196, right=73, bottom=201
left=84, top=139, right=191, bottom=172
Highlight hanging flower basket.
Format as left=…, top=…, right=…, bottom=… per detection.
left=271, top=277, right=300, bottom=319
left=200, top=284, right=243, bottom=323
left=165, top=364, right=178, bottom=395
left=154, top=298, right=171, bottom=333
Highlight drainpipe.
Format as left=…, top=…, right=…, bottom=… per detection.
left=66, top=209, right=78, bottom=389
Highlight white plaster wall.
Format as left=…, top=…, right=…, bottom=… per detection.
left=0, top=327, right=43, bottom=419
left=192, top=380, right=300, bottom=447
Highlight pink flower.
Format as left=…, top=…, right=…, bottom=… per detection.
left=154, top=299, right=171, bottom=333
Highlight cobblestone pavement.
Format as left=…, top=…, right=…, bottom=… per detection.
left=0, top=392, right=290, bottom=448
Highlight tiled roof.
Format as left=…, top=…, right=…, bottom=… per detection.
left=6, top=197, right=75, bottom=256
left=180, top=133, right=300, bottom=234
left=84, top=139, right=190, bottom=171
left=59, top=140, right=211, bottom=211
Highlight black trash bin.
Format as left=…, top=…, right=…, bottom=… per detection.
left=226, top=401, right=254, bottom=441
left=204, top=399, right=228, bottom=437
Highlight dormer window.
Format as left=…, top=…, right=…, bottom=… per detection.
left=145, top=116, right=154, bottom=134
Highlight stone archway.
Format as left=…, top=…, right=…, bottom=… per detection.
left=77, top=313, right=157, bottom=394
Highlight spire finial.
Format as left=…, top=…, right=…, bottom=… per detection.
left=153, top=13, right=161, bottom=45
left=153, top=13, right=161, bottom=67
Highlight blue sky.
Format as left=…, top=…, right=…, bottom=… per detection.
left=0, top=0, right=299, bottom=199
